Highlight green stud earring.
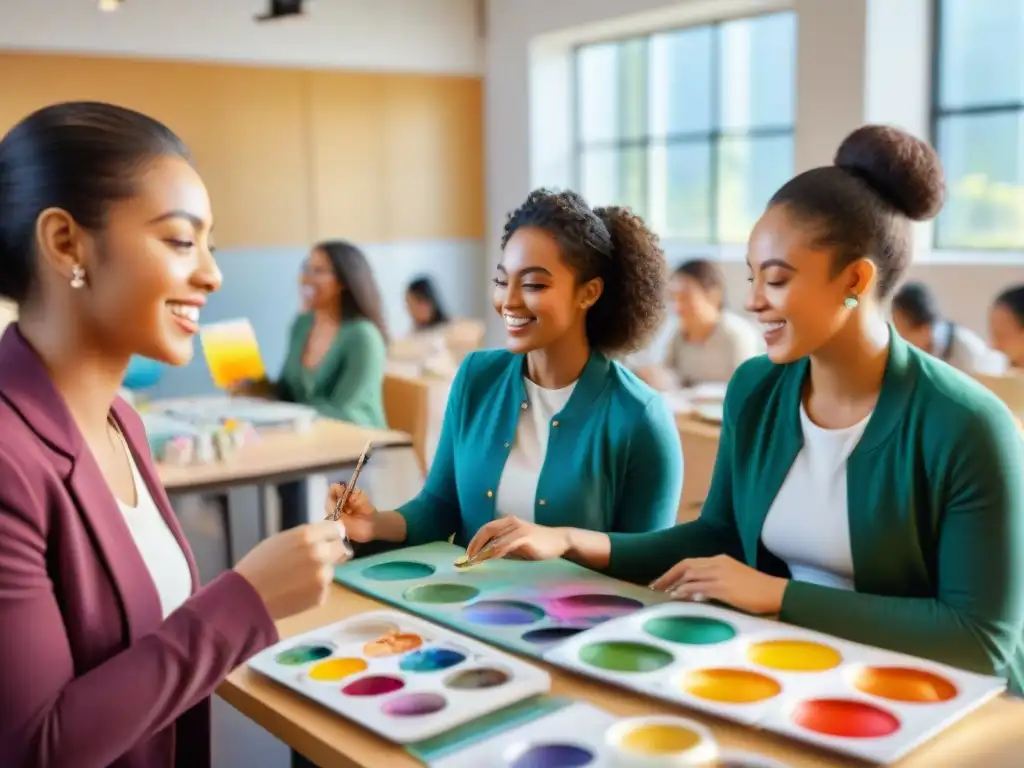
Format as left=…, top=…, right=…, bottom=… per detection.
left=844, top=296, right=859, bottom=309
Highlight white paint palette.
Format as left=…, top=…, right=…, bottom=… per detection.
left=544, top=602, right=1006, bottom=764
left=247, top=610, right=551, bottom=743
left=431, top=701, right=793, bottom=768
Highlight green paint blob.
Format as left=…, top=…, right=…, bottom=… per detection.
left=362, top=561, right=437, bottom=582
left=643, top=616, right=737, bottom=646
left=403, top=583, right=480, bottom=604
left=578, top=641, right=674, bottom=673
left=275, top=644, right=332, bottom=666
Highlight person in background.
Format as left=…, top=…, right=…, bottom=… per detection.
left=460, top=127, right=1024, bottom=692
left=331, top=188, right=683, bottom=550
left=636, top=258, right=763, bottom=390
left=0, top=101, right=349, bottom=767
left=991, top=284, right=1024, bottom=371
left=406, top=275, right=450, bottom=331
left=891, top=281, right=1005, bottom=374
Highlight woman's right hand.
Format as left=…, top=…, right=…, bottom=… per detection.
left=324, top=483, right=378, bottom=543
left=234, top=521, right=351, bottom=621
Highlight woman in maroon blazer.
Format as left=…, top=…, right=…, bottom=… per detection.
left=0, top=102, right=352, bottom=767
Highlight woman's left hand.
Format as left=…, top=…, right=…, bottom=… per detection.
left=466, top=517, right=571, bottom=562
left=650, top=555, right=789, bottom=615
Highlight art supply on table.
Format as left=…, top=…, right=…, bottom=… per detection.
left=543, top=601, right=1005, bottom=764
left=199, top=318, right=267, bottom=390
left=334, top=542, right=669, bottom=660
left=247, top=610, right=550, bottom=744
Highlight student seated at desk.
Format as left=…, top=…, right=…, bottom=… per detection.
left=389, top=275, right=460, bottom=378
left=891, top=280, right=1005, bottom=374
left=991, top=284, right=1024, bottom=371
left=406, top=275, right=449, bottom=332
left=330, top=188, right=682, bottom=547
left=0, top=102, right=350, bottom=767
left=636, top=259, right=763, bottom=390
left=462, top=127, right=1024, bottom=691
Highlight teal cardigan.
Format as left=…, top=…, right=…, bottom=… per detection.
left=609, top=330, right=1024, bottom=689
left=399, top=349, right=682, bottom=546
left=277, top=314, right=387, bottom=428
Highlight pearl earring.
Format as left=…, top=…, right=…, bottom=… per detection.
left=70, top=265, right=86, bottom=289
left=844, top=296, right=859, bottom=309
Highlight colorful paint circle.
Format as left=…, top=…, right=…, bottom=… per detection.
left=307, top=657, right=368, bottom=682
left=403, top=583, right=480, bottom=604
left=746, top=639, right=842, bottom=672
left=606, top=717, right=718, bottom=765
left=680, top=668, right=782, bottom=704
left=461, top=600, right=546, bottom=626
left=578, top=641, right=674, bottom=673
left=853, top=666, right=958, bottom=703
left=445, top=667, right=511, bottom=690
left=341, top=675, right=406, bottom=697
left=361, top=561, right=436, bottom=581
left=363, top=633, right=423, bottom=658
left=508, top=744, right=595, bottom=768
left=791, top=698, right=900, bottom=738
left=274, top=644, right=332, bottom=666
left=643, top=615, right=737, bottom=646
left=521, top=627, right=586, bottom=646
left=547, top=594, right=644, bottom=622
left=398, top=647, right=466, bottom=673
left=618, top=723, right=701, bottom=754
left=381, top=692, right=447, bottom=717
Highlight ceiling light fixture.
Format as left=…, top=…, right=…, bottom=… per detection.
left=98, top=0, right=124, bottom=11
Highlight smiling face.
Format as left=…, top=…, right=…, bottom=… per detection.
left=300, top=248, right=342, bottom=313
left=492, top=226, right=601, bottom=354
left=671, top=272, right=722, bottom=327
left=990, top=301, right=1024, bottom=368
left=37, top=155, right=220, bottom=366
left=745, top=205, right=875, bottom=363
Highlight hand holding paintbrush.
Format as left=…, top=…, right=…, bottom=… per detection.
left=324, top=440, right=374, bottom=556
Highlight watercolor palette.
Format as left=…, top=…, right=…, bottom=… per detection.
left=544, top=601, right=1006, bottom=764
left=429, top=700, right=794, bottom=768
left=247, top=610, right=551, bottom=743
left=334, top=543, right=669, bottom=659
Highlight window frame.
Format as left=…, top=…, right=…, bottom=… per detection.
left=571, top=10, right=797, bottom=244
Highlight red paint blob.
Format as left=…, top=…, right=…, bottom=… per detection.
left=342, top=675, right=405, bottom=697
left=791, top=698, right=899, bottom=739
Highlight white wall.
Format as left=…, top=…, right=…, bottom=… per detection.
left=0, top=0, right=483, bottom=74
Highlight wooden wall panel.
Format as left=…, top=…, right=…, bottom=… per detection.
left=0, top=53, right=483, bottom=247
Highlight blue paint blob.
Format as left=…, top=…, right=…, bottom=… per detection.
left=462, top=600, right=546, bottom=626
left=510, top=744, right=594, bottom=768
left=398, top=647, right=466, bottom=673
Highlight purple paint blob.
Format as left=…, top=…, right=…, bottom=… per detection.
left=461, top=600, right=546, bottom=626
left=381, top=692, right=447, bottom=717
left=341, top=675, right=405, bottom=697
left=509, top=744, right=595, bottom=768
left=547, top=594, right=643, bottom=622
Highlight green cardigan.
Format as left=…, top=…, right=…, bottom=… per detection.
left=277, top=314, right=387, bottom=428
left=610, top=330, right=1024, bottom=689
left=399, top=349, right=682, bottom=546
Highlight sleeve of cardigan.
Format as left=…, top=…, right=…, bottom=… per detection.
left=780, top=403, right=1024, bottom=677
left=396, top=354, right=475, bottom=545
left=307, top=323, right=386, bottom=423
left=613, top=396, right=683, bottom=534
left=0, top=451, right=279, bottom=767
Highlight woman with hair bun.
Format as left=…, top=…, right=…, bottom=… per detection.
left=330, top=188, right=682, bottom=549
left=467, top=128, right=1024, bottom=691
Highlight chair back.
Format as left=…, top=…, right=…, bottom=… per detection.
left=382, top=373, right=430, bottom=476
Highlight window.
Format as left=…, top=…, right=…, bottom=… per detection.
left=574, top=12, right=796, bottom=244
left=933, top=0, right=1024, bottom=249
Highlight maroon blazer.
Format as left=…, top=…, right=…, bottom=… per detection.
left=0, top=326, right=279, bottom=768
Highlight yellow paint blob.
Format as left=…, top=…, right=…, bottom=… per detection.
left=619, top=724, right=702, bottom=755
left=746, top=639, right=842, bottom=672
left=308, top=657, right=368, bottom=682
left=681, top=668, right=782, bottom=704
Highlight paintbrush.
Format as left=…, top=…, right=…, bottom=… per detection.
left=327, top=439, right=373, bottom=556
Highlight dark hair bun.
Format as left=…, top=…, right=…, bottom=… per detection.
left=834, top=125, right=945, bottom=222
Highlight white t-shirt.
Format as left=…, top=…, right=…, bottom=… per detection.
left=664, top=310, right=764, bottom=386
left=761, top=404, right=872, bottom=590
left=114, top=431, right=193, bottom=618
left=495, top=377, right=577, bottom=522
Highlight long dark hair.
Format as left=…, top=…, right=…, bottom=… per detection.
left=316, top=240, right=389, bottom=343
left=407, top=276, right=449, bottom=329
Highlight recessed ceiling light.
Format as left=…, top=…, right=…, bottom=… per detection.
left=98, top=0, right=123, bottom=11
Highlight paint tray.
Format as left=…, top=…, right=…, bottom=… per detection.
left=247, top=610, right=551, bottom=744
left=544, top=601, right=1006, bottom=764
left=334, top=542, right=670, bottom=659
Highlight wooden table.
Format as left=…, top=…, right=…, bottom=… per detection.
left=220, top=586, right=1024, bottom=768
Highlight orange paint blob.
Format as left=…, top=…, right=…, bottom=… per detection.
left=363, top=633, right=423, bottom=658
left=680, top=668, right=781, bottom=704
left=791, top=698, right=899, bottom=738
left=853, top=666, right=958, bottom=703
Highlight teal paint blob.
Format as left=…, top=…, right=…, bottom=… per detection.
left=403, top=583, right=480, bottom=604
left=643, top=615, right=737, bottom=646
left=361, top=561, right=437, bottom=582
left=399, top=647, right=466, bottom=673
left=275, top=644, right=333, bottom=666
